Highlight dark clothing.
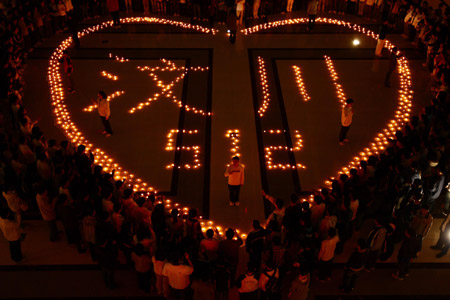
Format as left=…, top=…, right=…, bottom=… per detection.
left=396, top=235, right=420, bottom=278
left=318, top=259, right=333, bottom=280
left=228, top=184, right=240, bottom=203
left=378, top=23, right=388, bottom=40
left=339, top=125, right=350, bottom=142
left=283, top=203, right=302, bottom=232
left=9, top=240, right=22, bottom=262
left=341, top=249, right=366, bottom=292
left=246, top=228, right=266, bottom=266
left=100, top=116, right=113, bottom=134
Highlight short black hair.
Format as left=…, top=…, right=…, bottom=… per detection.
left=232, top=156, right=239, bottom=161
left=346, top=98, right=354, bottom=104
left=98, top=91, right=107, bottom=99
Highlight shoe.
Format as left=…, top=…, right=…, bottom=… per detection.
left=105, top=133, right=112, bottom=137
left=339, top=142, right=345, bottom=146
left=235, top=202, right=240, bottom=206
left=392, top=272, right=403, bottom=280
left=436, top=252, right=446, bottom=258
left=101, top=131, right=107, bottom=135
left=230, top=201, right=234, bottom=206
left=343, top=139, right=349, bottom=142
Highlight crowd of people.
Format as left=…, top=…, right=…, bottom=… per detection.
left=0, top=0, right=450, bottom=299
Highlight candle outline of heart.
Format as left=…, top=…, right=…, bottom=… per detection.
left=47, top=17, right=412, bottom=236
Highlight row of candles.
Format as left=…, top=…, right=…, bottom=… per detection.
left=165, top=129, right=201, bottom=169
left=292, top=65, right=311, bottom=102
left=264, top=129, right=306, bottom=170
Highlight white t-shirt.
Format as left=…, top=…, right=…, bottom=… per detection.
left=236, top=0, right=245, bottom=11
left=162, top=263, right=193, bottom=289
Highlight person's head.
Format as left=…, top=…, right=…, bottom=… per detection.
left=188, top=208, right=197, bottom=219
left=113, top=203, right=121, bottom=213
left=272, top=235, right=281, bottom=246
left=328, top=227, right=337, bottom=238
left=246, top=262, right=256, bottom=274
left=290, top=193, right=299, bottom=204
left=232, top=156, right=239, bottom=166
left=206, top=228, right=214, bottom=239
left=275, top=198, right=284, bottom=209
left=58, top=193, right=68, bottom=205
left=375, top=216, right=384, bottom=226
left=357, top=238, right=367, bottom=251
left=298, top=267, right=309, bottom=283
left=346, top=98, right=354, bottom=106
left=136, top=197, right=145, bottom=207
left=314, top=195, right=323, bottom=204
left=98, top=91, right=107, bottom=99
left=225, top=228, right=235, bottom=240
left=171, top=208, right=179, bottom=218
left=302, top=201, right=310, bottom=210
left=135, top=243, right=145, bottom=256
left=155, top=247, right=165, bottom=261
left=252, top=219, right=261, bottom=230
left=36, top=185, right=47, bottom=196
left=123, top=189, right=133, bottom=199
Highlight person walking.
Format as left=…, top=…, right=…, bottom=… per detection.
left=385, top=47, right=399, bottom=87
left=60, top=50, right=74, bottom=92
left=339, top=98, right=354, bottom=145
left=92, top=91, right=113, bottom=137
left=225, top=156, right=244, bottom=206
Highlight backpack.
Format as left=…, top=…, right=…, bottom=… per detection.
left=264, top=269, right=280, bottom=294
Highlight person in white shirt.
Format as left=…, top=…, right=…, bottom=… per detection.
left=162, top=252, right=194, bottom=298
left=339, top=98, right=354, bottom=145
left=92, top=91, right=112, bottom=137
left=225, top=156, right=244, bottom=206
left=318, top=227, right=339, bottom=281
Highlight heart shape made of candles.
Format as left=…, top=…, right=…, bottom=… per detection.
left=47, top=17, right=413, bottom=235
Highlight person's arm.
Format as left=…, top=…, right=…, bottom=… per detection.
left=262, top=190, right=277, bottom=207
left=240, top=166, right=244, bottom=185
left=105, top=102, right=111, bottom=119
left=224, top=166, right=230, bottom=177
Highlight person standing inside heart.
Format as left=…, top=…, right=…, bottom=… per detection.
left=92, top=91, right=113, bottom=137
left=225, top=156, right=244, bottom=206
left=339, top=98, right=354, bottom=146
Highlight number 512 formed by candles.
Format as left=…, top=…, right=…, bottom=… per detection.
left=263, top=129, right=306, bottom=170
